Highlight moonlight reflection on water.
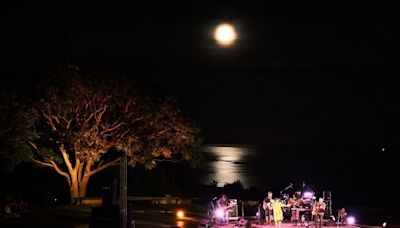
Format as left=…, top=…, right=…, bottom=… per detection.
left=201, top=145, right=255, bottom=187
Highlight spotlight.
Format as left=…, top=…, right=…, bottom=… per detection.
left=382, top=222, right=387, bottom=227
left=215, top=208, right=224, bottom=218
left=176, top=210, right=185, bottom=219
left=303, top=192, right=314, bottom=198
left=346, top=216, right=356, bottom=225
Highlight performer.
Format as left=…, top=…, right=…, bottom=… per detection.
left=217, top=194, right=232, bottom=225
left=312, top=198, right=326, bottom=227
left=271, top=198, right=291, bottom=228
left=262, top=191, right=274, bottom=225
left=289, top=193, right=302, bottom=223
left=338, top=208, right=347, bottom=225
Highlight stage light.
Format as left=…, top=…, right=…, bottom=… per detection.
left=177, top=221, right=184, bottom=227
left=382, top=222, right=387, bottom=227
left=303, top=192, right=314, bottom=198
left=215, top=208, right=225, bottom=218
left=346, top=216, right=356, bottom=225
left=176, top=210, right=185, bottom=219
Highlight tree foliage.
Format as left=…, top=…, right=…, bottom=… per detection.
left=0, top=87, right=38, bottom=171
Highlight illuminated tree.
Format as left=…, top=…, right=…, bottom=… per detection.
left=23, top=66, right=201, bottom=202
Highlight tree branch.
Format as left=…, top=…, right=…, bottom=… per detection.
left=85, top=159, right=93, bottom=175
left=49, top=160, right=72, bottom=187
left=31, top=156, right=71, bottom=187
left=84, top=112, right=95, bottom=123
left=60, top=145, right=74, bottom=174
left=100, top=122, right=125, bottom=135
left=148, top=128, right=172, bottom=140
left=42, top=110, right=57, bottom=131
left=60, top=115, right=73, bottom=129
left=90, top=158, right=120, bottom=175
left=28, top=141, right=38, bottom=150
left=96, top=105, right=107, bottom=123
left=77, top=161, right=84, bottom=183
left=31, top=156, right=53, bottom=168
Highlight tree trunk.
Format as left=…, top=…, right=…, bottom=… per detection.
left=79, top=176, right=90, bottom=200
left=70, top=179, right=79, bottom=203
left=31, top=146, right=120, bottom=204
left=69, top=170, right=91, bottom=204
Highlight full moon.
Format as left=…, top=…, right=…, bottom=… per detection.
left=214, top=23, right=237, bottom=47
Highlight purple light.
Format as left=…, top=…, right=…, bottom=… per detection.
left=346, top=216, right=356, bottom=225
left=303, top=192, right=313, bottom=198
left=215, top=208, right=224, bottom=218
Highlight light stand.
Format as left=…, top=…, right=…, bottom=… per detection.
left=120, top=153, right=127, bottom=228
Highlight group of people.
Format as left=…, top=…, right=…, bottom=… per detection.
left=261, top=191, right=327, bottom=228
left=212, top=190, right=330, bottom=227
left=261, top=191, right=290, bottom=228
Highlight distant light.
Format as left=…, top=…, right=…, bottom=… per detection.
left=176, top=210, right=185, bottom=218
left=382, top=222, right=387, bottom=227
left=54, top=198, right=58, bottom=202
left=177, top=221, right=185, bottom=227
left=346, top=216, right=356, bottom=225
left=381, top=148, right=385, bottom=152
left=215, top=208, right=225, bottom=218
left=214, top=23, right=237, bottom=47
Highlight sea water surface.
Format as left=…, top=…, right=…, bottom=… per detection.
left=196, top=144, right=389, bottom=205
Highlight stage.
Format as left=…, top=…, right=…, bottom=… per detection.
left=200, top=221, right=358, bottom=228
left=251, top=224, right=357, bottom=228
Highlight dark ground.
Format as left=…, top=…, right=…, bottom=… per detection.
left=1, top=204, right=399, bottom=228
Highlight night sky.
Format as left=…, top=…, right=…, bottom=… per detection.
left=2, top=1, right=400, bottom=208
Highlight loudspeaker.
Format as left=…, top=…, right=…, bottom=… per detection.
left=323, top=190, right=332, bottom=217
left=323, top=190, right=331, bottom=200
left=235, top=218, right=251, bottom=228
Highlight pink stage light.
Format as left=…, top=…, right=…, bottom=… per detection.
left=346, top=216, right=356, bottom=225
left=215, top=208, right=225, bottom=218
left=303, top=192, right=313, bottom=198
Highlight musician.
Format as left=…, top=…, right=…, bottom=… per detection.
left=312, top=198, right=326, bottom=227
left=217, top=194, right=231, bottom=225
left=289, top=193, right=302, bottom=223
left=262, top=191, right=274, bottom=225
left=338, top=208, right=347, bottom=225
left=295, top=191, right=302, bottom=199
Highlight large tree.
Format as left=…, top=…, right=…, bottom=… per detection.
left=4, top=65, right=201, bottom=202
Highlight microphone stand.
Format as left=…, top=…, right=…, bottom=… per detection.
left=280, top=183, right=293, bottom=195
